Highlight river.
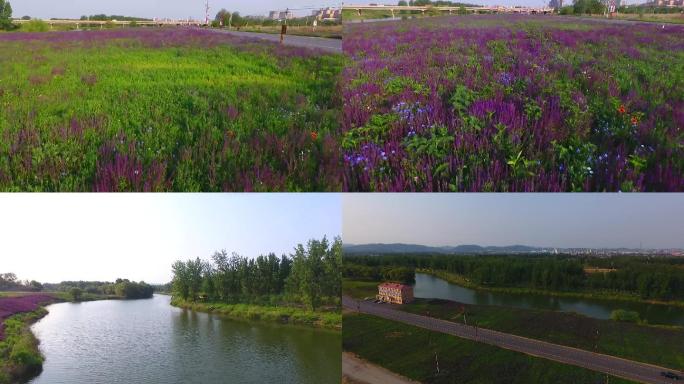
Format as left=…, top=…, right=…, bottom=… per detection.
left=29, top=294, right=341, bottom=384
left=414, top=273, right=684, bottom=326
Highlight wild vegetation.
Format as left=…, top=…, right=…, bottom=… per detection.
left=0, top=28, right=343, bottom=191
left=345, top=254, right=684, bottom=302
left=171, top=237, right=342, bottom=328
left=344, top=313, right=635, bottom=384
left=342, top=15, right=684, bottom=191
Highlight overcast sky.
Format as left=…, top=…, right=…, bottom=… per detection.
left=343, top=194, right=684, bottom=250
left=0, top=194, right=340, bottom=284
left=12, top=0, right=342, bottom=20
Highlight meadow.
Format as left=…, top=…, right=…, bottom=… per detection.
left=343, top=313, right=635, bottom=384
left=0, top=28, right=343, bottom=191
left=342, top=15, right=684, bottom=191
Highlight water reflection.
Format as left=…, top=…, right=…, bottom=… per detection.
left=414, top=273, right=684, bottom=326
left=30, top=295, right=340, bottom=384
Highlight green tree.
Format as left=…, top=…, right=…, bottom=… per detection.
left=69, top=287, right=83, bottom=301
left=0, top=0, right=12, bottom=31
left=172, top=260, right=190, bottom=301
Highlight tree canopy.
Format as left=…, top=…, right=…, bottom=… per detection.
left=171, top=237, right=341, bottom=311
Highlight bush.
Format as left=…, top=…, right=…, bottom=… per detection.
left=610, top=309, right=640, bottom=323
left=20, top=19, right=48, bottom=32
left=559, top=6, right=574, bottom=14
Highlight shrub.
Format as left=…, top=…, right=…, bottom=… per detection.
left=20, top=19, right=48, bottom=32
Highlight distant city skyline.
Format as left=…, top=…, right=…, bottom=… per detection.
left=343, top=194, right=684, bottom=250
left=0, top=194, right=340, bottom=284
left=12, top=0, right=342, bottom=20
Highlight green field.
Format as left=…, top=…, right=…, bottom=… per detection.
left=344, top=313, right=635, bottom=384
left=403, top=298, right=684, bottom=371
left=0, top=29, right=343, bottom=191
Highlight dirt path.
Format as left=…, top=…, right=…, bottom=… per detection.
left=343, top=352, right=420, bottom=384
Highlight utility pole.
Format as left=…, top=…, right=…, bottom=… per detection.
left=204, top=0, right=210, bottom=26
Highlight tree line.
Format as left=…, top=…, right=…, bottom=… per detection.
left=345, top=254, right=684, bottom=301
left=42, top=279, right=153, bottom=299
left=0, top=273, right=43, bottom=291
left=343, top=264, right=416, bottom=284
left=171, top=237, right=341, bottom=311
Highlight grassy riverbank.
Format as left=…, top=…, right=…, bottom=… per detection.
left=420, top=269, right=684, bottom=308
left=343, top=313, right=635, bottom=384
left=403, top=298, right=684, bottom=371
left=171, top=298, right=341, bottom=330
left=0, top=309, right=48, bottom=384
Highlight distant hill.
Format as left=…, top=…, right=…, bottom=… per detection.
left=343, top=243, right=545, bottom=255
left=342, top=243, right=682, bottom=256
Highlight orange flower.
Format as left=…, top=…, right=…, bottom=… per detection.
left=310, top=131, right=318, bottom=141
left=227, top=130, right=235, bottom=138
left=631, top=116, right=639, bottom=126
left=618, top=105, right=626, bottom=114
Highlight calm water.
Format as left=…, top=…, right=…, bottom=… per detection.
left=30, top=295, right=340, bottom=384
left=414, top=273, right=684, bottom=326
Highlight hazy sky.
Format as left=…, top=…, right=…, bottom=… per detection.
left=343, top=194, right=684, bottom=249
left=12, top=0, right=342, bottom=20
left=0, top=194, right=340, bottom=284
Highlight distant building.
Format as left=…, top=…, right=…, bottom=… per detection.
left=268, top=10, right=294, bottom=20
left=377, top=282, right=414, bottom=304
left=312, top=7, right=342, bottom=21
left=654, top=0, right=684, bottom=6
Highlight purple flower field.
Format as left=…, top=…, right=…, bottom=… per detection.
left=342, top=16, right=684, bottom=191
left=0, top=294, right=53, bottom=341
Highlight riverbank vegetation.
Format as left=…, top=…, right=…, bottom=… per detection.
left=171, top=237, right=341, bottom=329
left=401, top=298, right=684, bottom=371
left=345, top=254, right=684, bottom=304
left=0, top=294, right=55, bottom=384
left=343, top=313, right=635, bottom=384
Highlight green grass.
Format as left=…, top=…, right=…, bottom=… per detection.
left=402, top=298, right=684, bottom=371
left=0, top=29, right=344, bottom=191
left=343, top=312, right=636, bottom=384
left=0, top=309, right=47, bottom=384
left=342, top=279, right=379, bottom=299
left=171, top=298, right=341, bottom=330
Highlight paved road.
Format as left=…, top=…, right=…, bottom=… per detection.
left=343, top=296, right=683, bottom=384
left=210, top=30, right=342, bottom=53
left=343, top=352, right=420, bottom=384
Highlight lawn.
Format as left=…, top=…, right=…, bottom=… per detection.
left=342, top=279, right=379, bottom=299
left=341, top=15, right=684, bottom=191
left=402, top=298, right=684, bottom=371
left=343, top=312, right=635, bottom=384
left=0, top=28, right=344, bottom=191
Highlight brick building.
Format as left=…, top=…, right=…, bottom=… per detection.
left=377, top=282, right=414, bottom=304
